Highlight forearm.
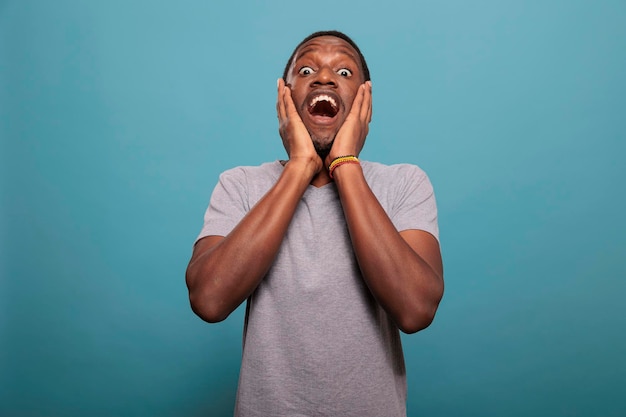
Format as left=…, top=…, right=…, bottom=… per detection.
left=333, top=163, right=444, bottom=333
left=186, top=159, right=316, bottom=322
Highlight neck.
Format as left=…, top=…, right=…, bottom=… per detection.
left=310, top=169, right=332, bottom=188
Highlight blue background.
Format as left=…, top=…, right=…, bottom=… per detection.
left=1, top=1, right=625, bottom=416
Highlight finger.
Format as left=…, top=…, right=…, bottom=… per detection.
left=277, top=78, right=287, bottom=121
left=358, top=82, right=371, bottom=121
left=364, top=81, right=373, bottom=123
left=283, top=84, right=300, bottom=118
left=349, top=83, right=365, bottom=120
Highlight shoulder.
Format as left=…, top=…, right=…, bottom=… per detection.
left=362, top=161, right=439, bottom=238
left=218, top=161, right=283, bottom=184
left=361, top=160, right=436, bottom=212
left=361, top=161, right=430, bottom=185
left=213, top=161, right=283, bottom=206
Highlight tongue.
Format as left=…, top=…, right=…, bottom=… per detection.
left=310, top=101, right=336, bottom=117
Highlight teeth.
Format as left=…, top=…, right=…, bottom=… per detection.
left=310, top=95, right=337, bottom=109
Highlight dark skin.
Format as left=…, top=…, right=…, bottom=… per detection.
left=186, top=36, right=444, bottom=333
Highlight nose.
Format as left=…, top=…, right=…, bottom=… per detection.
left=311, top=66, right=336, bottom=87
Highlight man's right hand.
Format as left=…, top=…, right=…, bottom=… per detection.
left=276, top=78, right=323, bottom=176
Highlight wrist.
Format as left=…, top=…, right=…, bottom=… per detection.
left=328, top=155, right=360, bottom=179
left=328, top=148, right=358, bottom=164
left=285, top=155, right=322, bottom=178
left=330, top=160, right=363, bottom=183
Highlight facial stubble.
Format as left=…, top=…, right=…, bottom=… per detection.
left=310, top=133, right=334, bottom=160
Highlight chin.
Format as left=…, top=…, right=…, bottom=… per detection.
left=313, top=142, right=332, bottom=160
left=310, top=134, right=334, bottom=160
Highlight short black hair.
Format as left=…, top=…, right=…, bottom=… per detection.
left=282, top=30, right=371, bottom=82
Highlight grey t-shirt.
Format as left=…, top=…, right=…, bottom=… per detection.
left=197, top=160, right=438, bottom=417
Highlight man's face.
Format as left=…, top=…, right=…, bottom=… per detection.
left=285, top=36, right=366, bottom=156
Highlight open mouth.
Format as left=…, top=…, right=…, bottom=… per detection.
left=308, top=94, right=339, bottom=118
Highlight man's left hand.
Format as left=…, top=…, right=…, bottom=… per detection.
left=326, top=81, right=372, bottom=167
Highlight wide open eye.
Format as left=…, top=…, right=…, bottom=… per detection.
left=337, top=68, right=352, bottom=77
left=299, top=66, right=314, bottom=76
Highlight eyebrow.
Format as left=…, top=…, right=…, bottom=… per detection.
left=296, top=46, right=359, bottom=64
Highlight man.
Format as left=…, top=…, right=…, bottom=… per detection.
left=186, top=30, right=443, bottom=416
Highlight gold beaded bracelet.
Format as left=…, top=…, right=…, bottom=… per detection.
left=328, top=155, right=360, bottom=179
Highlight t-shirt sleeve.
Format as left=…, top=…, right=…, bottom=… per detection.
left=195, top=168, right=249, bottom=244
left=390, top=165, right=439, bottom=241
